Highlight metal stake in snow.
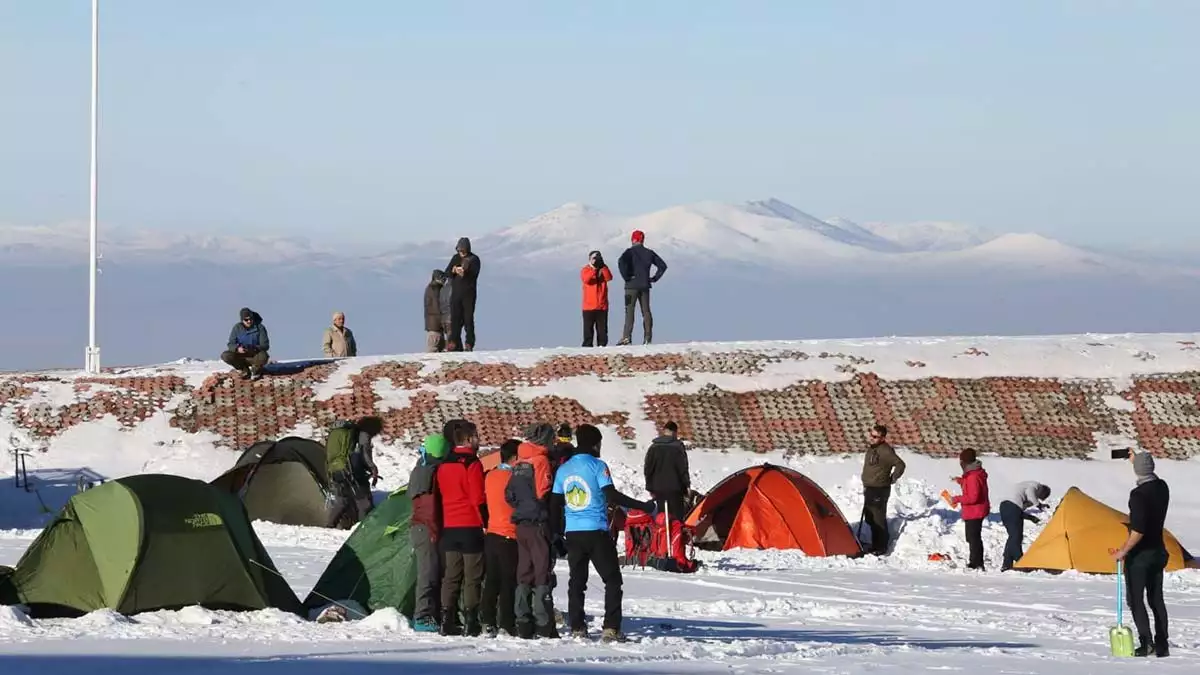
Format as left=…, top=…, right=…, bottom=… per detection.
left=84, top=0, right=101, bottom=374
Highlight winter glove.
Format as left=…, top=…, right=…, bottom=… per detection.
left=1025, top=514, right=1040, bottom=523
left=552, top=534, right=568, bottom=559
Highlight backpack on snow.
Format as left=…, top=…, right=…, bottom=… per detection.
left=325, top=420, right=358, bottom=476
left=622, top=508, right=699, bottom=573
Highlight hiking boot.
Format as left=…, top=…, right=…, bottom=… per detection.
left=482, top=624, right=498, bottom=638
left=439, top=617, right=463, bottom=636
left=236, top=369, right=251, bottom=380
left=570, top=628, right=588, bottom=639
left=536, top=622, right=560, bottom=639
left=464, top=617, right=482, bottom=637
left=516, top=621, right=535, bottom=639
left=616, top=338, right=631, bottom=346
left=1134, top=641, right=1152, bottom=657
left=1155, top=638, right=1170, bottom=657
left=249, top=369, right=263, bottom=381
left=465, top=343, right=473, bottom=352
left=601, top=628, right=627, bottom=643
left=412, top=617, right=439, bottom=633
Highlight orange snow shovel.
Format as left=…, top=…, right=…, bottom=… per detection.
left=1110, top=559, right=1135, bottom=657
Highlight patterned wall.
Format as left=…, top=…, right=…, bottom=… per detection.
left=4, top=351, right=1200, bottom=459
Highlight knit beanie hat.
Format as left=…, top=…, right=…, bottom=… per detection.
left=575, top=424, right=603, bottom=453
left=524, top=423, right=557, bottom=450
left=631, top=230, right=645, bottom=244
left=422, top=433, right=449, bottom=460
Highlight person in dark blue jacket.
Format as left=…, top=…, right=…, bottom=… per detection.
left=616, top=230, right=666, bottom=346
left=220, top=307, right=270, bottom=380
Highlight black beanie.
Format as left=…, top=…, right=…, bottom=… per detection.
left=575, top=424, right=602, bottom=453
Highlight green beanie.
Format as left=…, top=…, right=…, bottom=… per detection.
left=422, top=433, right=449, bottom=460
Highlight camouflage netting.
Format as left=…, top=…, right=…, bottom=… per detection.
left=3, top=350, right=1200, bottom=460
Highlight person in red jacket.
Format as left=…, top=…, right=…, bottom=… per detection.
left=581, top=250, right=613, bottom=347
left=950, top=448, right=990, bottom=570
left=436, top=421, right=487, bottom=636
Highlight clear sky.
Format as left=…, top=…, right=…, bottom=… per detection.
left=1, top=0, right=1197, bottom=247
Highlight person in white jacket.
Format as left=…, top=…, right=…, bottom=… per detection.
left=999, top=481, right=1051, bottom=570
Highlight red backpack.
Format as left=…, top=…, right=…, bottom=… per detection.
left=622, top=508, right=698, bottom=573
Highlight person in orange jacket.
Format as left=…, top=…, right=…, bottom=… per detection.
left=581, top=250, right=613, bottom=347
left=481, top=439, right=521, bottom=638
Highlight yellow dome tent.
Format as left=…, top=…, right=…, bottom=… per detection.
left=1014, top=486, right=1189, bottom=574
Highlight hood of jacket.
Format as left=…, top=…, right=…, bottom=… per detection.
left=517, top=441, right=549, bottom=462
left=962, top=461, right=985, bottom=476
left=650, top=434, right=685, bottom=449
left=456, top=237, right=472, bottom=254
left=431, top=269, right=446, bottom=284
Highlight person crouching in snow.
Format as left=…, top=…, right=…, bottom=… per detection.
left=999, top=481, right=1050, bottom=571
left=409, top=432, right=449, bottom=632
left=552, top=424, right=656, bottom=642
left=481, top=439, right=521, bottom=638
left=425, top=270, right=448, bottom=352
left=435, top=422, right=487, bottom=636
left=505, top=423, right=559, bottom=639
left=581, top=250, right=612, bottom=347
left=221, top=307, right=269, bottom=380
left=950, top=448, right=990, bottom=570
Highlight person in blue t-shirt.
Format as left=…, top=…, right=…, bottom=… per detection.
left=550, top=424, right=655, bottom=643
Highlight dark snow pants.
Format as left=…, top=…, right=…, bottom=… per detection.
left=481, top=533, right=518, bottom=630
left=410, top=524, right=441, bottom=623
left=965, top=518, right=984, bottom=569
left=566, top=530, right=623, bottom=631
left=220, top=350, right=268, bottom=374
left=515, top=523, right=553, bottom=628
left=999, top=500, right=1025, bottom=570
left=1126, top=547, right=1169, bottom=645
left=440, top=528, right=485, bottom=626
left=582, top=309, right=609, bottom=347
left=621, top=288, right=652, bottom=344
left=651, top=492, right=686, bottom=521
left=862, top=486, right=891, bottom=554
left=449, top=292, right=477, bottom=350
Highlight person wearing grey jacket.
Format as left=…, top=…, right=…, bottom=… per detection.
left=999, top=481, right=1051, bottom=570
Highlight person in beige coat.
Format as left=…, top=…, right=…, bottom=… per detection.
left=323, top=311, right=358, bottom=357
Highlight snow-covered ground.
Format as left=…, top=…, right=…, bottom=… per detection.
left=3, top=334, right=1200, bottom=671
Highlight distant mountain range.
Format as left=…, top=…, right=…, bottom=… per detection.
left=1, top=199, right=1197, bottom=371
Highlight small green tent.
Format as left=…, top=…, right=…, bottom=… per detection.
left=210, top=437, right=331, bottom=527
left=305, top=487, right=416, bottom=617
left=1, top=474, right=303, bottom=618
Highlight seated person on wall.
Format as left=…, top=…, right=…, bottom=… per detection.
left=221, top=307, right=270, bottom=380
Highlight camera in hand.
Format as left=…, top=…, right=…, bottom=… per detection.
left=1111, top=448, right=1131, bottom=460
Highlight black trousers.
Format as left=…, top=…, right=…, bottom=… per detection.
left=999, top=501, right=1024, bottom=569
left=964, top=518, right=984, bottom=569
left=1126, top=547, right=1169, bottom=645
left=862, top=486, right=891, bottom=554
left=481, top=533, right=518, bottom=629
left=566, top=530, right=623, bottom=631
left=651, top=492, right=686, bottom=521
left=582, top=309, right=608, bottom=347
left=449, top=292, right=477, bottom=349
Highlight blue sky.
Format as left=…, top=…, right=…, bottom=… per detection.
left=1, top=0, right=1197, bottom=247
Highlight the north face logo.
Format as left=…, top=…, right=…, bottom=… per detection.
left=184, top=513, right=223, bottom=528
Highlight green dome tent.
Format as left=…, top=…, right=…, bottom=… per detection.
left=210, top=437, right=332, bottom=527
left=305, top=487, right=417, bottom=616
left=0, top=474, right=302, bottom=618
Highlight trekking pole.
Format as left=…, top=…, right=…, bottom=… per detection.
left=248, top=559, right=369, bottom=620
left=664, top=500, right=671, bottom=569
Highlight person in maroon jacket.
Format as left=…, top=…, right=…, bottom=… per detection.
left=436, top=421, right=487, bottom=636
left=950, top=448, right=991, bottom=570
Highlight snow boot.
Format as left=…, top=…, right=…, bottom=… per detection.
left=464, top=616, right=482, bottom=637
left=601, top=628, right=627, bottom=643
left=412, top=617, right=439, bottom=633
left=570, top=628, right=588, bottom=639
left=536, top=622, right=560, bottom=639
left=439, top=615, right=463, bottom=636
left=516, top=621, right=535, bottom=639
left=1156, top=639, right=1170, bottom=658
left=483, top=624, right=498, bottom=638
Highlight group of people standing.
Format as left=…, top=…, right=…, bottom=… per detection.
left=405, top=419, right=659, bottom=642
left=860, top=424, right=1175, bottom=658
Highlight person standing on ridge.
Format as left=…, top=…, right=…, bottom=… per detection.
left=616, top=230, right=666, bottom=346
left=221, top=307, right=270, bottom=380
left=444, top=237, right=481, bottom=351
left=322, top=311, right=357, bottom=357
left=999, top=481, right=1051, bottom=571
left=643, top=421, right=690, bottom=519
left=949, top=448, right=990, bottom=570
left=552, top=424, right=656, bottom=642
left=1112, top=450, right=1171, bottom=657
left=860, top=424, right=905, bottom=555
left=581, top=250, right=612, bottom=347
left=425, top=270, right=448, bottom=352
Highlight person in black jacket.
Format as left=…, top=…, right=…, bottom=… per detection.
left=616, top=230, right=666, bottom=346
left=444, top=237, right=481, bottom=351
left=643, top=421, right=689, bottom=519
left=1112, top=450, right=1171, bottom=657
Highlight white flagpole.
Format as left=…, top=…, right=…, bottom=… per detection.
left=85, top=0, right=100, bottom=373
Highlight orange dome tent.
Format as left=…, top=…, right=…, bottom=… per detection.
left=1015, top=486, right=1190, bottom=574
left=684, top=464, right=862, bottom=556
